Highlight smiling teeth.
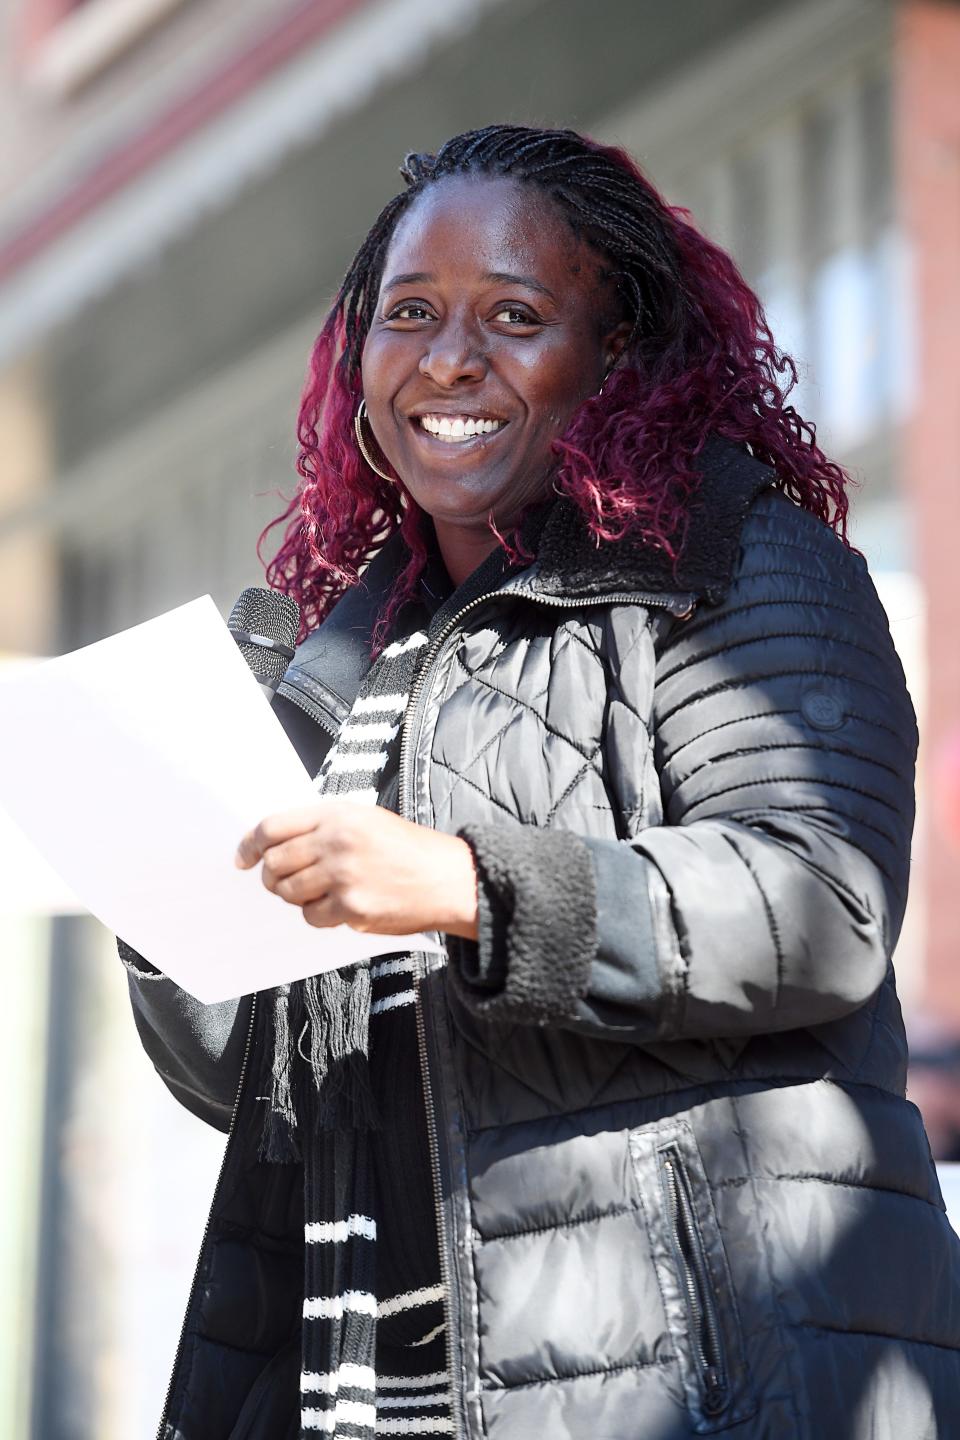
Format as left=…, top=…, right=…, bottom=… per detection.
left=419, top=415, right=503, bottom=440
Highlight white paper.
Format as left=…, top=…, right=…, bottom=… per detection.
left=0, top=804, right=84, bottom=916
left=0, top=597, right=439, bottom=1002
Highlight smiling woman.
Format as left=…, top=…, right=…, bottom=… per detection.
left=122, top=125, right=960, bottom=1440
left=357, top=176, right=630, bottom=583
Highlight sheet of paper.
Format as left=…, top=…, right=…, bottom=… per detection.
left=0, top=596, right=439, bottom=1002
left=0, top=804, right=84, bottom=916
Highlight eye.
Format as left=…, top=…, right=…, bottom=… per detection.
left=491, top=305, right=540, bottom=326
left=385, top=301, right=434, bottom=322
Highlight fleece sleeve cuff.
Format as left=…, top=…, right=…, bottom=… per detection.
left=448, top=822, right=598, bottom=1025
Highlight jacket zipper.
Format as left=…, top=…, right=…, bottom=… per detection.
left=155, top=994, right=259, bottom=1440
left=398, top=582, right=696, bottom=1435
left=660, top=1147, right=729, bottom=1418
left=413, top=975, right=458, bottom=1405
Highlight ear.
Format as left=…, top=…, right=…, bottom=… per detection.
left=601, top=318, right=634, bottom=375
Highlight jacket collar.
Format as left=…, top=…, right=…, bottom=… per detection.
left=521, top=435, right=774, bottom=606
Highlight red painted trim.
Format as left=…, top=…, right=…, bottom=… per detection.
left=0, top=0, right=367, bottom=284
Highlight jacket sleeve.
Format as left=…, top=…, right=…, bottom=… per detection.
left=448, top=493, right=918, bottom=1043
left=120, top=940, right=252, bottom=1131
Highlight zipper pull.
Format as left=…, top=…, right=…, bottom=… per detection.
left=702, top=1367, right=728, bottom=1416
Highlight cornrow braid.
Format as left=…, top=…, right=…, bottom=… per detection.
left=263, top=123, right=849, bottom=644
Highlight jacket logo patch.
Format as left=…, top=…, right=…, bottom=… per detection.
left=801, top=691, right=845, bottom=731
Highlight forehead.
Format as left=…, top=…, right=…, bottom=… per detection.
left=380, top=174, right=603, bottom=292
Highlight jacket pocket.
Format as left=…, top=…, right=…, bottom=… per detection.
left=629, top=1120, right=756, bottom=1433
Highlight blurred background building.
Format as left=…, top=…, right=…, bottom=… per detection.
left=0, top=0, right=958, bottom=1434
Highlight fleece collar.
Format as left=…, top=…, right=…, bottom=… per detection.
left=524, top=435, right=774, bottom=606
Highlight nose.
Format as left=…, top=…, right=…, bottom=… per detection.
left=418, top=316, right=487, bottom=387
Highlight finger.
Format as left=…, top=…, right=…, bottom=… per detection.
left=235, top=807, right=329, bottom=869
left=271, top=863, right=331, bottom=906
left=260, top=835, right=325, bottom=887
left=302, top=895, right=342, bottom=930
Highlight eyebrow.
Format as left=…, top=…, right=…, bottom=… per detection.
left=482, top=271, right=556, bottom=299
left=382, top=272, right=434, bottom=289
left=381, top=269, right=557, bottom=300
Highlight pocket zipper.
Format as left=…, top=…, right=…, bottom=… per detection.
left=661, top=1147, right=730, bottom=1418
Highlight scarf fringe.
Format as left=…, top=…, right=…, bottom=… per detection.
left=261, top=967, right=378, bottom=1159
left=305, top=965, right=378, bottom=1131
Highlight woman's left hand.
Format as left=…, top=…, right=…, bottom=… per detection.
left=235, top=800, right=479, bottom=940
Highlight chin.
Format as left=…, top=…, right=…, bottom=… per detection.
left=401, top=467, right=508, bottom=522
left=414, top=496, right=503, bottom=535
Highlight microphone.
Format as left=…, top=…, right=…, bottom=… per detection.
left=227, top=587, right=301, bottom=699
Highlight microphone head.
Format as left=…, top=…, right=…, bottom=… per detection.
left=227, top=587, right=301, bottom=688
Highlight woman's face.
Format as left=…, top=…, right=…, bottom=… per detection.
left=360, top=175, right=629, bottom=541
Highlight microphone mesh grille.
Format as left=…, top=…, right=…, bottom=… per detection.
left=227, top=587, right=301, bottom=685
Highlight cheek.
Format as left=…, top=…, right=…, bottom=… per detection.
left=360, top=334, right=408, bottom=407
left=359, top=340, right=385, bottom=405
left=513, top=346, right=597, bottom=435
left=361, top=344, right=423, bottom=476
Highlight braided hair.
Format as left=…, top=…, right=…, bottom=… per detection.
left=262, top=124, right=848, bottom=642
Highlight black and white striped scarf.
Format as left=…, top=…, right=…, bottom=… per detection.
left=263, top=625, right=453, bottom=1438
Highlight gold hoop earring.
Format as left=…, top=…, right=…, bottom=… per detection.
left=354, top=399, right=396, bottom=483
left=598, top=364, right=616, bottom=397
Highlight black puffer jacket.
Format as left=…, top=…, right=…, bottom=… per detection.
left=126, top=441, right=960, bottom=1440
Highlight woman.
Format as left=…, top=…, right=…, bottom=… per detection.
left=122, top=125, right=960, bottom=1439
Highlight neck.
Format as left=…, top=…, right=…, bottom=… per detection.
left=433, top=519, right=502, bottom=588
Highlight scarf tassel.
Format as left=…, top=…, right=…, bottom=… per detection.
left=261, top=962, right=377, bottom=1161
